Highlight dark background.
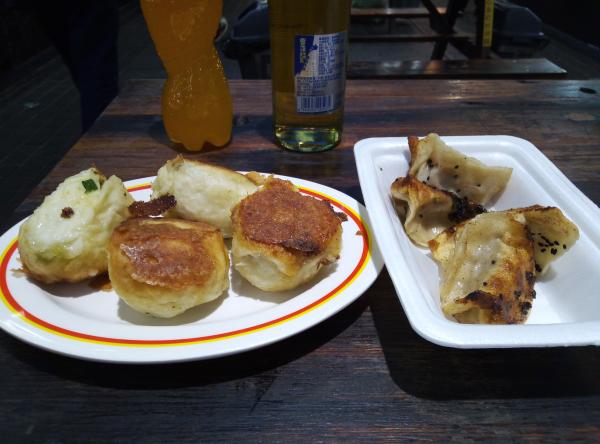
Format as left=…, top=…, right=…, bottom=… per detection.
left=0, top=0, right=599, bottom=224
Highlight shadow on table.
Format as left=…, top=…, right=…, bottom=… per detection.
left=370, top=270, right=600, bottom=400
left=147, top=119, right=234, bottom=154
left=147, top=111, right=275, bottom=152
left=3, top=289, right=369, bottom=390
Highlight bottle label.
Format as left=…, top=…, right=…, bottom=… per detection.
left=294, top=32, right=346, bottom=114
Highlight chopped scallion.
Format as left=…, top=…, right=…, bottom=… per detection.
left=82, top=179, right=98, bottom=193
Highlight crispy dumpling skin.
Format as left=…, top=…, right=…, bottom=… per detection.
left=429, top=212, right=536, bottom=324
left=391, top=175, right=485, bottom=247
left=231, top=177, right=343, bottom=292
left=408, top=134, right=512, bottom=205
left=108, top=217, right=230, bottom=318
left=506, top=205, right=579, bottom=275
left=18, top=168, right=133, bottom=284
left=151, top=156, right=258, bottom=237
left=432, top=206, right=580, bottom=277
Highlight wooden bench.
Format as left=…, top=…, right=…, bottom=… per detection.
left=351, top=7, right=446, bottom=19
left=350, top=32, right=471, bottom=43
left=350, top=6, right=457, bottom=45
left=347, top=58, right=567, bottom=79
left=349, top=0, right=470, bottom=58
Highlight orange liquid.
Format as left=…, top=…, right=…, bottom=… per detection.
left=141, top=0, right=232, bottom=150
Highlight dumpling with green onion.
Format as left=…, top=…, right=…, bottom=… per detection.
left=18, top=168, right=134, bottom=284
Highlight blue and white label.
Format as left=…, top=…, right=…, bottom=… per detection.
left=294, top=32, right=346, bottom=114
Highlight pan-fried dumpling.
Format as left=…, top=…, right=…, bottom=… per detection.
left=18, top=168, right=134, bottom=284
left=507, top=205, right=579, bottom=275
left=408, top=134, right=512, bottom=205
left=429, top=212, right=536, bottom=324
left=391, top=176, right=485, bottom=247
left=152, top=156, right=258, bottom=237
left=433, top=205, right=580, bottom=276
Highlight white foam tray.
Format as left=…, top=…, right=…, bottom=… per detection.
left=355, top=135, right=600, bottom=348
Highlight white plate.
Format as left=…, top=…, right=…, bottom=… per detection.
left=355, top=135, right=600, bottom=348
left=0, top=174, right=383, bottom=363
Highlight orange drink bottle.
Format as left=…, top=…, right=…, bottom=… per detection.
left=140, top=0, right=232, bottom=151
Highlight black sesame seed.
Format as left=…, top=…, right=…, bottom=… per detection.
left=537, top=242, right=544, bottom=247
left=476, top=183, right=481, bottom=187
left=514, top=290, right=522, bottom=298
left=419, top=214, right=423, bottom=218
left=491, top=260, right=496, bottom=265
left=535, top=264, right=542, bottom=273
left=554, top=241, right=559, bottom=246
left=541, top=248, right=546, bottom=252
left=456, top=189, right=461, bottom=193
left=521, top=302, right=532, bottom=314
left=482, top=281, right=487, bottom=286
left=563, top=244, right=567, bottom=249
left=551, top=248, right=558, bottom=255
left=454, top=165, right=459, bottom=169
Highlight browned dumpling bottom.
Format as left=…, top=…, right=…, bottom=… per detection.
left=108, top=217, right=229, bottom=318
left=231, top=178, right=344, bottom=292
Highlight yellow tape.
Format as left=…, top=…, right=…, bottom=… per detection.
left=483, top=0, right=495, bottom=48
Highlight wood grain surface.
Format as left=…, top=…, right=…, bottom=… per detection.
left=347, top=58, right=567, bottom=79
left=2, top=79, right=600, bottom=443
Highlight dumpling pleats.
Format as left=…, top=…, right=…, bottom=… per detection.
left=391, top=175, right=485, bottom=247
left=408, top=134, right=512, bottom=205
left=506, top=205, right=579, bottom=275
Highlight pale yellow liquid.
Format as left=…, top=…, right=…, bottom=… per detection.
left=269, top=0, right=351, bottom=152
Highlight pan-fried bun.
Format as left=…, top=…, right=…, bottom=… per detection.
left=18, top=168, right=133, bottom=284
left=151, top=156, right=257, bottom=237
left=231, top=178, right=343, bottom=292
left=108, top=218, right=229, bottom=318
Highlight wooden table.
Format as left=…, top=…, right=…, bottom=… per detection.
left=3, top=79, right=600, bottom=442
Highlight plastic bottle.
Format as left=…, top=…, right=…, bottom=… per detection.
left=269, top=0, right=351, bottom=152
left=141, top=0, right=232, bottom=151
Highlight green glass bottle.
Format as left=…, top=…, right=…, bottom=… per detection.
left=269, top=0, right=351, bottom=152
